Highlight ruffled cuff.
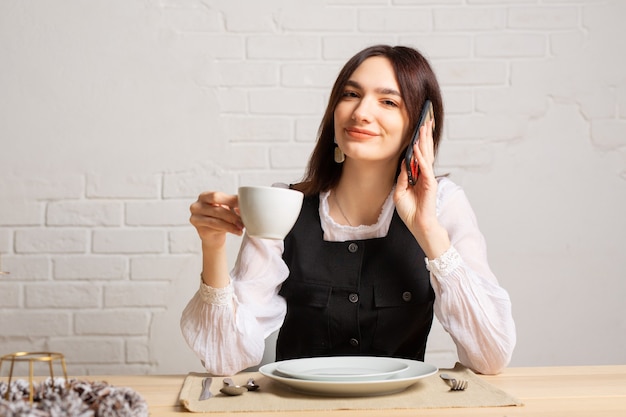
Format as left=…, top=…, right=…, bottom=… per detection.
left=199, top=278, right=234, bottom=306
left=424, top=246, right=462, bottom=277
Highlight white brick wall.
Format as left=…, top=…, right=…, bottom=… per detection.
left=1, top=0, right=625, bottom=376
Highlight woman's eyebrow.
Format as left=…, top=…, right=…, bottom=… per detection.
left=345, top=80, right=401, bottom=97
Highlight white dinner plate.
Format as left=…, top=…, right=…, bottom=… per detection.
left=275, top=356, right=409, bottom=381
left=259, top=357, right=438, bottom=397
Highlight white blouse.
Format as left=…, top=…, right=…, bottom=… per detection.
left=180, top=177, right=516, bottom=376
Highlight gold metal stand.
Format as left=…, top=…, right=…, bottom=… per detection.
left=0, top=351, right=68, bottom=403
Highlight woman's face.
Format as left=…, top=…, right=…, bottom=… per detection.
left=333, top=56, right=410, bottom=165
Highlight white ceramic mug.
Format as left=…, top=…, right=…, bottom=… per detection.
left=237, top=186, right=304, bottom=240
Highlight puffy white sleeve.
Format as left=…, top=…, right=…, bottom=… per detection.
left=180, top=235, right=288, bottom=376
left=428, top=178, right=516, bottom=375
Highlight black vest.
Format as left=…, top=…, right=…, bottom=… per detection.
left=277, top=194, right=435, bottom=361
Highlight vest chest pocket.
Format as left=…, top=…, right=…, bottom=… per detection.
left=279, top=281, right=331, bottom=308
left=277, top=281, right=332, bottom=359
left=370, top=283, right=435, bottom=358
left=373, top=281, right=433, bottom=307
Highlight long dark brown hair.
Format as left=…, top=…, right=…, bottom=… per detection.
left=294, top=45, right=443, bottom=196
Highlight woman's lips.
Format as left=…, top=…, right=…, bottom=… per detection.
left=345, top=127, right=378, bottom=139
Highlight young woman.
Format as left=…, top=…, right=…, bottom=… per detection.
left=181, top=45, right=516, bottom=376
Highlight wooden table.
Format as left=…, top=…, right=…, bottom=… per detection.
left=4, top=365, right=626, bottom=416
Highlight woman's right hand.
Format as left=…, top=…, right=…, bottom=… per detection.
left=189, top=191, right=244, bottom=248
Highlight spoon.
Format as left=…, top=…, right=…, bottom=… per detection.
left=219, top=378, right=248, bottom=396
left=245, top=378, right=260, bottom=391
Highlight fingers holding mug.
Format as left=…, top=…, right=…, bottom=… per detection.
left=190, top=191, right=244, bottom=239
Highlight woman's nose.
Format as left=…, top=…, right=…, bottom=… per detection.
left=351, top=99, right=373, bottom=122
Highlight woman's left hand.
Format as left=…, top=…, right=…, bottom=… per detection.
left=394, top=120, right=450, bottom=259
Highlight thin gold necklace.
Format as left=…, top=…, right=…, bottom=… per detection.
left=333, top=192, right=353, bottom=227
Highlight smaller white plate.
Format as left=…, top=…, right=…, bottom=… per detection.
left=275, top=356, right=409, bottom=381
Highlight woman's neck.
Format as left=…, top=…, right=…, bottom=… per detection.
left=331, top=160, right=396, bottom=226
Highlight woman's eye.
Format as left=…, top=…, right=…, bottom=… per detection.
left=341, top=90, right=359, bottom=98
left=382, top=99, right=398, bottom=107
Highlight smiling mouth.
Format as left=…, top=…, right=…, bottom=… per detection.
left=345, top=127, right=377, bottom=139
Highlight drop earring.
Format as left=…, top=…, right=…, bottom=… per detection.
left=334, top=138, right=345, bottom=163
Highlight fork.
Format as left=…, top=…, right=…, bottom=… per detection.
left=440, top=373, right=468, bottom=391
left=199, top=377, right=213, bottom=400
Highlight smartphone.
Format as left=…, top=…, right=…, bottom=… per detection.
left=404, top=100, right=435, bottom=186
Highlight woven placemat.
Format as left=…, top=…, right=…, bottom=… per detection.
left=179, top=362, right=522, bottom=413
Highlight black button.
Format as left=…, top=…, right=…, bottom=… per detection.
left=349, top=293, right=359, bottom=303
left=347, top=243, right=358, bottom=253
left=402, top=291, right=412, bottom=302
left=349, top=338, right=359, bottom=347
